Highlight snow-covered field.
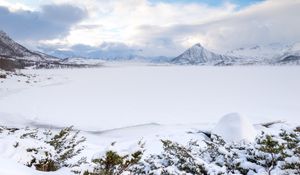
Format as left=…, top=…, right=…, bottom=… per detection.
left=0, top=65, right=300, bottom=174
left=1, top=66, right=299, bottom=130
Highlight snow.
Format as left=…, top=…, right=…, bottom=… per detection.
left=0, top=65, right=300, bottom=174
left=0, top=157, right=69, bottom=175
left=212, top=113, right=257, bottom=142
left=0, top=66, right=300, bottom=130
left=225, top=42, right=300, bottom=63
left=226, top=44, right=289, bottom=60
left=0, top=157, right=37, bottom=175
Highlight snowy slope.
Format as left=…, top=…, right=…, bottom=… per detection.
left=226, top=43, right=300, bottom=65
left=172, top=43, right=300, bottom=65
left=0, top=31, right=57, bottom=62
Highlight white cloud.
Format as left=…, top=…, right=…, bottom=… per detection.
left=0, top=0, right=299, bottom=57
left=41, top=0, right=237, bottom=55
left=128, top=0, right=300, bottom=56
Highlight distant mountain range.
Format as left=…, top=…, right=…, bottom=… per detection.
left=0, top=31, right=100, bottom=70
left=41, top=47, right=173, bottom=63
left=1, top=30, right=300, bottom=70
left=172, top=43, right=300, bottom=65
left=50, top=42, right=300, bottom=65
left=227, top=43, right=300, bottom=65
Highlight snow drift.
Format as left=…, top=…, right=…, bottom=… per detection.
left=212, top=113, right=257, bottom=142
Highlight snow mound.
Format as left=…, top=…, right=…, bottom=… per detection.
left=212, top=113, right=257, bottom=142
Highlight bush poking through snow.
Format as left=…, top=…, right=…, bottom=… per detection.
left=280, top=129, right=300, bottom=174
left=134, top=140, right=209, bottom=174
left=25, top=126, right=86, bottom=171
left=253, top=132, right=285, bottom=175
left=0, top=73, right=6, bottom=79
left=132, top=136, right=230, bottom=175
left=0, top=126, right=86, bottom=172
left=131, top=128, right=300, bottom=175
left=0, top=125, right=299, bottom=174
left=84, top=141, right=145, bottom=175
left=46, top=126, right=86, bottom=168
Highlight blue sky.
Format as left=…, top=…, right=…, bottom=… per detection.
left=150, top=0, right=263, bottom=7
left=0, top=0, right=299, bottom=57
left=9, top=0, right=263, bottom=6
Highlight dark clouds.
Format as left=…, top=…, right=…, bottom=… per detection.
left=0, top=4, right=87, bottom=40
left=39, top=42, right=141, bottom=59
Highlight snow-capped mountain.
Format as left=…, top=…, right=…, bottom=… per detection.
left=172, top=43, right=300, bottom=65
left=171, top=43, right=239, bottom=65
left=0, top=31, right=57, bottom=61
left=41, top=47, right=172, bottom=63
left=226, top=43, right=300, bottom=65
left=0, top=30, right=100, bottom=70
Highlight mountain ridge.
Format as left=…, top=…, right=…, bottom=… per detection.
left=171, top=43, right=240, bottom=65
left=0, top=31, right=58, bottom=62
left=1, top=29, right=300, bottom=67
left=172, top=43, right=300, bottom=65
left=0, top=30, right=100, bottom=71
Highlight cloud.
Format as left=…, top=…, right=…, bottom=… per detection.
left=1, top=0, right=299, bottom=57
left=39, top=42, right=141, bottom=59
left=132, top=0, right=300, bottom=55
left=0, top=4, right=87, bottom=40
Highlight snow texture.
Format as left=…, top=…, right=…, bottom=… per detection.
left=212, top=113, right=257, bottom=142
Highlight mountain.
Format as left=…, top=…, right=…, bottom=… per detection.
left=0, top=30, right=62, bottom=70
left=41, top=46, right=172, bottom=63
left=275, top=52, right=300, bottom=65
left=171, top=43, right=240, bottom=65
left=172, top=43, right=300, bottom=65
left=226, top=43, right=300, bottom=65
left=0, top=31, right=98, bottom=71
left=0, top=31, right=57, bottom=62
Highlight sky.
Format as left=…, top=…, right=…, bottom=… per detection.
left=0, top=0, right=299, bottom=58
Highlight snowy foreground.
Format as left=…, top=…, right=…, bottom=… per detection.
left=0, top=65, right=299, bottom=174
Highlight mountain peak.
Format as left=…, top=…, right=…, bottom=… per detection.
left=0, top=30, right=7, bottom=36
left=0, top=30, right=10, bottom=40
left=172, top=43, right=236, bottom=65
left=0, top=30, right=58, bottom=61
left=193, top=43, right=203, bottom=48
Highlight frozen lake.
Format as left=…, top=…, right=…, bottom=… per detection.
left=0, top=66, right=300, bottom=130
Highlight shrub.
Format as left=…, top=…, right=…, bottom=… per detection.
left=46, top=126, right=86, bottom=168
left=5, top=126, right=86, bottom=172
left=280, top=129, right=300, bottom=174
left=0, top=73, right=6, bottom=79
left=84, top=141, right=144, bottom=175
left=133, top=135, right=231, bottom=175
left=0, top=58, right=24, bottom=71
left=132, top=128, right=300, bottom=175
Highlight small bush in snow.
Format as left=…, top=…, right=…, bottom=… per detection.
left=84, top=141, right=144, bottom=175
left=131, top=127, right=300, bottom=175
left=132, top=135, right=232, bottom=175
left=280, top=129, right=300, bottom=174
left=0, top=126, right=86, bottom=172
left=247, top=132, right=285, bottom=175
left=0, top=73, right=6, bottom=79
left=46, top=126, right=86, bottom=168
left=1, top=124, right=299, bottom=175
